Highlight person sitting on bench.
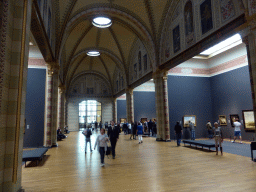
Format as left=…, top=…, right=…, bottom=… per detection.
left=57, top=128, right=66, bottom=140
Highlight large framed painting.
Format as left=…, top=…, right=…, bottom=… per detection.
left=230, top=114, right=239, bottom=127
left=184, top=0, right=194, bottom=45
left=242, top=110, right=256, bottom=132
left=183, top=115, right=196, bottom=127
left=141, top=118, right=147, bottom=123
left=219, top=115, right=227, bottom=126
left=173, top=25, right=180, bottom=53
left=120, top=118, right=126, bottom=124
left=200, top=0, right=213, bottom=35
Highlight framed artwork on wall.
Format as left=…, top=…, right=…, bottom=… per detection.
left=120, top=118, right=126, bottom=124
left=242, top=110, right=256, bottom=132
left=173, top=25, right=180, bottom=53
left=183, top=115, right=196, bottom=127
left=200, top=0, right=213, bottom=35
left=141, top=118, right=147, bottom=123
left=230, top=114, right=239, bottom=127
left=219, top=115, right=227, bottom=126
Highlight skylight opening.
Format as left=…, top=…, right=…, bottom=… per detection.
left=87, top=51, right=100, bottom=57
left=200, top=34, right=242, bottom=56
left=92, top=17, right=112, bottom=28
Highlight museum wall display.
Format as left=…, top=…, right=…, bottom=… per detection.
left=24, top=68, right=46, bottom=147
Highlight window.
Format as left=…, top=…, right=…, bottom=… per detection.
left=79, top=100, right=101, bottom=124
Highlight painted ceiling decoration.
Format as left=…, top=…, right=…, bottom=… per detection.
left=53, top=1, right=178, bottom=86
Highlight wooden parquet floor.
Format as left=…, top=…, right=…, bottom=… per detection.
left=22, top=132, right=256, bottom=192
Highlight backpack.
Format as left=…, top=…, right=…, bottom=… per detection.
left=82, top=130, right=87, bottom=136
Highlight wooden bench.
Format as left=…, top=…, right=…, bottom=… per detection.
left=22, top=148, right=48, bottom=167
left=183, top=140, right=217, bottom=151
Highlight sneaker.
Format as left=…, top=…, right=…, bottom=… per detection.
left=101, top=163, right=104, bottom=167
left=231, top=141, right=235, bottom=143
left=240, top=142, right=242, bottom=144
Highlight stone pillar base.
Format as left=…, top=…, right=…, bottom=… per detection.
left=51, top=143, right=58, bottom=147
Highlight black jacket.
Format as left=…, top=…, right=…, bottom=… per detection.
left=174, top=124, right=182, bottom=134
left=86, top=129, right=92, bottom=139
left=108, top=125, right=120, bottom=141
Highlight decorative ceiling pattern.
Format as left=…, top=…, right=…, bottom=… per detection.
left=54, top=0, right=177, bottom=96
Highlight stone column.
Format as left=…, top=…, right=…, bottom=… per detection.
left=153, top=70, right=170, bottom=141
left=126, top=88, right=134, bottom=123
left=113, top=97, right=117, bottom=123
left=58, top=85, right=66, bottom=133
left=51, top=64, right=59, bottom=147
left=45, top=63, right=59, bottom=147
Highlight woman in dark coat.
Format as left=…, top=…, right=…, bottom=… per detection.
left=133, top=121, right=137, bottom=140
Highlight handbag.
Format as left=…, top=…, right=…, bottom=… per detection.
left=106, top=145, right=112, bottom=155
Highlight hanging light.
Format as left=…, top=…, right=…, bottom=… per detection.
left=92, top=17, right=112, bottom=28
left=87, top=51, right=100, bottom=57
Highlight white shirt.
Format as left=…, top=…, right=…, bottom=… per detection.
left=233, top=122, right=241, bottom=132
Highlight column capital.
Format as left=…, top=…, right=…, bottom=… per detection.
left=125, top=87, right=133, bottom=95
left=59, top=84, right=66, bottom=94
left=47, top=62, right=60, bottom=75
left=153, top=69, right=168, bottom=81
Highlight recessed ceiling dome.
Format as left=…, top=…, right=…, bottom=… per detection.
left=92, top=17, right=112, bottom=28
left=87, top=51, right=100, bottom=56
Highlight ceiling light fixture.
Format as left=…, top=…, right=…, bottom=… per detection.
left=87, top=51, right=100, bottom=57
left=29, top=42, right=33, bottom=46
left=92, top=17, right=112, bottom=28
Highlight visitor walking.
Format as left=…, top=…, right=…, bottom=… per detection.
left=108, top=121, right=119, bottom=159
left=83, top=128, right=92, bottom=153
left=189, top=121, right=195, bottom=140
left=232, top=118, right=242, bottom=144
left=206, top=120, right=213, bottom=139
left=174, top=122, right=183, bottom=146
left=213, top=122, right=223, bottom=155
left=137, top=122, right=144, bottom=144
left=94, top=128, right=109, bottom=166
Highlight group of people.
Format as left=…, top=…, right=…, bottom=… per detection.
left=122, top=119, right=157, bottom=138
left=83, top=121, right=120, bottom=167
left=84, top=117, right=244, bottom=166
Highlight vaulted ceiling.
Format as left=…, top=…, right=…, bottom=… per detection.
left=54, top=0, right=180, bottom=92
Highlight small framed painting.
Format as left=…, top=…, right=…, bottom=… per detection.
left=242, top=110, right=256, bottom=132
left=230, top=114, right=239, bottom=127
left=120, top=118, right=127, bottom=124
left=183, top=115, right=196, bottom=127
left=219, top=115, right=227, bottom=126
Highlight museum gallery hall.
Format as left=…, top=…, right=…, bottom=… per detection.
left=1, top=0, right=256, bottom=191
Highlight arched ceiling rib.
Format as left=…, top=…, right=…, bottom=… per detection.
left=57, top=0, right=175, bottom=94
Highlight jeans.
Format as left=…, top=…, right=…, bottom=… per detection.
left=176, top=133, right=182, bottom=146
left=138, top=135, right=143, bottom=142
left=99, top=147, right=105, bottom=164
left=85, top=138, right=92, bottom=152
left=208, top=130, right=213, bottom=139
left=191, top=130, right=195, bottom=140
left=110, top=140, right=117, bottom=157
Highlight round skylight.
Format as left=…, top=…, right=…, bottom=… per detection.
left=92, top=17, right=112, bottom=28
left=87, top=51, right=100, bottom=57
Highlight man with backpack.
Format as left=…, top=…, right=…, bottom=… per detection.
left=83, top=128, right=93, bottom=153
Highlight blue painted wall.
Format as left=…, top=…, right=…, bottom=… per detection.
left=24, top=68, right=46, bottom=147
left=134, top=92, right=156, bottom=122
left=211, top=66, right=253, bottom=140
left=117, top=100, right=126, bottom=122
left=117, top=67, right=254, bottom=140
left=168, top=76, right=213, bottom=139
